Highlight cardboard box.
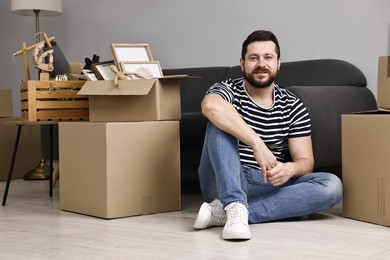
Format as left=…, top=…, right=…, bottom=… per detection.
left=20, top=80, right=88, bottom=121
left=59, top=121, right=181, bottom=219
left=78, top=78, right=181, bottom=122
left=0, top=118, right=42, bottom=181
left=342, top=111, right=390, bottom=226
left=0, top=89, right=13, bottom=117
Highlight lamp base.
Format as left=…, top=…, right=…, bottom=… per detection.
left=23, top=158, right=50, bottom=180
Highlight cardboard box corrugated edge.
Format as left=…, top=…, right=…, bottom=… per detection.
left=341, top=112, right=390, bottom=226
left=378, top=56, right=390, bottom=110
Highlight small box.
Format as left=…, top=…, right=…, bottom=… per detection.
left=378, top=56, right=390, bottom=110
left=20, top=80, right=89, bottom=121
left=0, top=89, right=13, bottom=117
left=342, top=111, right=390, bottom=226
left=59, top=121, right=181, bottom=219
left=78, top=77, right=182, bottom=122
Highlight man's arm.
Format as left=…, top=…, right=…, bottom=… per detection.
left=266, top=136, right=314, bottom=186
left=201, top=94, right=277, bottom=180
left=287, top=135, right=315, bottom=176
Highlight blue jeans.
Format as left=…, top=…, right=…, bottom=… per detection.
left=198, top=122, right=343, bottom=224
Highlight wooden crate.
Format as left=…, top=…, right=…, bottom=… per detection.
left=20, top=80, right=89, bottom=121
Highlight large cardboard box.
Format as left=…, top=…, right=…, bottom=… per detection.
left=59, top=121, right=181, bottom=219
left=342, top=111, right=390, bottom=226
left=78, top=78, right=182, bottom=122
left=0, top=89, right=13, bottom=117
left=0, top=118, right=42, bottom=181
left=378, top=56, right=390, bottom=109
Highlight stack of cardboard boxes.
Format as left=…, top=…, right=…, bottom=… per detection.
left=342, top=56, right=390, bottom=226
left=59, top=75, right=185, bottom=219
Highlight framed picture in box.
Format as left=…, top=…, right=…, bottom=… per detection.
left=81, top=69, right=98, bottom=81
left=91, top=60, right=116, bottom=80
left=111, top=43, right=154, bottom=68
left=120, top=61, right=163, bottom=79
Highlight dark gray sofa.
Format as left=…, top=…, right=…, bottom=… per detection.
left=163, top=59, right=377, bottom=184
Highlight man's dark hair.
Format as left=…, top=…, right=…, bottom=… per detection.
left=241, top=30, right=281, bottom=59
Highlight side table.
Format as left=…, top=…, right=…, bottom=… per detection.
left=2, top=120, right=57, bottom=206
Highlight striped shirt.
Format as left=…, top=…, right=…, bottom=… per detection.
left=206, top=77, right=311, bottom=169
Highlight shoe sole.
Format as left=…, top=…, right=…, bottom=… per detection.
left=193, top=202, right=211, bottom=229
left=222, top=231, right=252, bottom=240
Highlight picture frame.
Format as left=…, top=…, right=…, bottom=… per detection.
left=120, top=61, right=163, bottom=79
left=111, top=43, right=154, bottom=68
left=81, top=69, right=98, bottom=81
left=90, top=60, right=116, bottom=80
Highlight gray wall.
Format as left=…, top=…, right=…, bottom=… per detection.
left=1, top=0, right=390, bottom=115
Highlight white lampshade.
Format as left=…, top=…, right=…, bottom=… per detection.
left=11, top=0, right=62, bottom=16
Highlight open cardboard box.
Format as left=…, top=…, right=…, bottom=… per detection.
left=78, top=76, right=192, bottom=122
left=341, top=56, right=390, bottom=226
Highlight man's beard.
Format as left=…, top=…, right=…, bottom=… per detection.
left=243, top=67, right=277, bottom=89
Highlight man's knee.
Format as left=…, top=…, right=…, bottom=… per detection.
left=322, top=173, right=343, bottom=206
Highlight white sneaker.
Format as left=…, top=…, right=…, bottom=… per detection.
left=222, top=202, right=252, bottom=240
left=193, top=199, right=227, bottom=229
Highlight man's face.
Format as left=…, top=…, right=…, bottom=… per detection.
left=240, top=41, right=281, bottom=89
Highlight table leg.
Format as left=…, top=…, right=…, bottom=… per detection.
left=49, top=124, right=53, bottom=197
left=2, top=125, right=23, bottom=206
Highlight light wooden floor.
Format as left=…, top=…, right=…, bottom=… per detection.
left=0, top=179, right=389, bottom=260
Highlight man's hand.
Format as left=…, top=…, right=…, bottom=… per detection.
left=266, top=162, right=293, bottom=186
left=252, top=143, right=277, bottom=183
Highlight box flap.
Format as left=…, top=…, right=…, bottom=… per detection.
left=78, top=79, right=157, bottom=96
left=343, top=108, right=390, bottom=115
left=159, top=74, right=201, bottom=79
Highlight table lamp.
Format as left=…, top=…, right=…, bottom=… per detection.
left=11, top=0, right=63, bottom=180
left=11, top=0, right=62, bottom=38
